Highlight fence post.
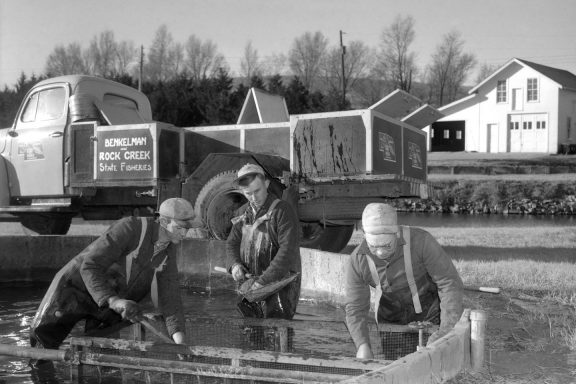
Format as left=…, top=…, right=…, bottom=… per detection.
left=470, top=310, right=487, bottom=371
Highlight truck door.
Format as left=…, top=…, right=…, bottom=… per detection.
left=8, top=84, right=69, bottom=197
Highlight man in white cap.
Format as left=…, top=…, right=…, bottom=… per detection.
left=30, top=198, right=202, bottom=353
left=226, top=163, right=301, bottom=319
left=345, top=203, right=463, bottom=359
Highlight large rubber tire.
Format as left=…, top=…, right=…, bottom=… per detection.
left=20, top=213, right=73, bottom=235
left=300, top=222, right=355, bottom=252
left=194, top=171, right=248, bottom=240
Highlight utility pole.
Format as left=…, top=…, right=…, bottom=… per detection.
left=138, top=45, right=144, bottom=91
left=340, top=30, right=347, bottom=108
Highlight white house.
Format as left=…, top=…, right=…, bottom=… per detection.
left=427, top=58, right=576, bottom=153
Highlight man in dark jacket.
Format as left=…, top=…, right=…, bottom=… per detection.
left=345, top=203, right=463, bottom=359
left=30, top=198, right=202, bottom=349
left=226, top=163, right=301, bottom=319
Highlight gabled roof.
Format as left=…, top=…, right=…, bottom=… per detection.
left=470, top=57, right=576, bottom=94
left=237, top=87, right=289, bottom=124
left=368, top=89, right=422, bottom=118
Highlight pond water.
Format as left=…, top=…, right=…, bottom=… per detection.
left=397, top=212, right=576, bottom=228
left=0, top=283, right=350, bottom=384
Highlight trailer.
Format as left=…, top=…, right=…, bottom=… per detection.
left=0, top=75, right=442, bottom=252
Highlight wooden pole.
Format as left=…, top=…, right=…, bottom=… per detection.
left=0, top=344, right=69, bottom=362
left=470, top=309, right=487, bottom=372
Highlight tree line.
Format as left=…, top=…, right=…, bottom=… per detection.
left=1, top=15, right=497, bottom=129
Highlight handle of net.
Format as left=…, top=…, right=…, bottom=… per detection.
left=464, top=286, right=501, bottom=294
left=214, top=266, right=253, bottom=278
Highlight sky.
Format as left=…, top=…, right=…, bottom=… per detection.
left=1, top=0, right=575, bottom=89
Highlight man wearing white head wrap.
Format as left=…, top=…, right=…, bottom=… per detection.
left=345, top=203, right=463, bottom=359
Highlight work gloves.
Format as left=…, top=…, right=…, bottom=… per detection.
left=108, top=296, right=140, bottom=321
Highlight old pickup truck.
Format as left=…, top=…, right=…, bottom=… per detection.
left=0, top=75, right=441, bottom=251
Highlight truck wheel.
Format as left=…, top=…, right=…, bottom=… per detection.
left=194, top=171, right=247, bottom=240
left=300, top=223, right=354, bottom=252
left=20, top=214, right=73, bottom=235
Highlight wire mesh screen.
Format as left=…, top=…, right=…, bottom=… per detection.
left=367, top=324, right=431, bottom=360
left=65, top=317, right=436, bottom=383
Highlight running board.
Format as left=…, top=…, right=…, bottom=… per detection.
left=0, top=198, right=76, bottom=213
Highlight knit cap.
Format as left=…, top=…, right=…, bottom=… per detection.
left=362, top=203, right=399, bottom=245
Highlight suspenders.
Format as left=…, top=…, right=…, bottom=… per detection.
left=366, top=225, right=422, bottom=324
left=126, top=217, right=148, bottom=284
left=124, top=217, right=169, bottom=308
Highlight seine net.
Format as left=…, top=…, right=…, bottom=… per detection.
left=65, top=316, right=432, bottom=383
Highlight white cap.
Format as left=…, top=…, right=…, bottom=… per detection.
left=234, top=163, right=265, bottom=185
left=158, top=198, right=203, bottom=228
left=362, top=203, right=399, bottom=246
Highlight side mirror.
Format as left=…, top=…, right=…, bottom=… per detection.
left=8, top=130, right=18, bottom=137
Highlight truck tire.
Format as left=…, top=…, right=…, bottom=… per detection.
left=300, top=223, right=354, bottom=252
left=20, top=214, right=73, bottom=235
left=194, top=171, right=248, bottom=240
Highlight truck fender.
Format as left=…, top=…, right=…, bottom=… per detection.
left=0, top=155, right=11, bottom=206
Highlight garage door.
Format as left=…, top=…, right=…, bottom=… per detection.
left=509, top=114, right=548, bottom=152
left=431, top=121, right=465, bottom=151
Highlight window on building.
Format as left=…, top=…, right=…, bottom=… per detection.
left=527, top=121, right=532, bottom=130
left=443, top=129, right=450, bottom=139
left=523, top=122, right=527, bottom=130
left=527, top=78, right=539, bottom=102
left=536, top=121, right=541, bottom=129
left=515, top=122, right=519, bottom=130
left=541, top=121, right=546, bottom=129
left=456, top=130, right=462, bottom=140
left=431, top=129, right=435, bottom=138
left=509, top=122, right=514, bottom=130
left=497, top=80, right=507, bottom=103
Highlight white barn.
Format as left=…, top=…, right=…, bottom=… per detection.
left=427, top=58, right=576, bottom=153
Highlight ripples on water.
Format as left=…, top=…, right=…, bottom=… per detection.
left=0, top=285, right=348, bottom=384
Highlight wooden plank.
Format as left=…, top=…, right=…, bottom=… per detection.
left=69, top=336, right=387, bottom=371
left=80, top=352, right=351, bottom=383
left=339, top=309, right=472, bottom=384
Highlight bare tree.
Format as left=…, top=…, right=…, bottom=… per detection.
left=240, top=41, right=262, bottom=79
left=427, top=31, right=476, bottom=106
left=146, top=25, right=179, bottom=82
left=375, top=14, right=418, bottom=92
left=184, top=35, right=226, bottom=82
left=320, top=40, right=372, bottom=105
left=288, top=31, right=328, bottom=90
left=115, top=40, right=138, bottom=76
left=45, top=42, right=86, bottom=76
left=261, top=52, right=287, bottom=76
left=475, top=62, right=500, bottom=84
left=167, top=42, right=185, bottom=77
left=85, top=30, right=118, bottom=77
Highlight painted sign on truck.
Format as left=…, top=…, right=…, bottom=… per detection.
left=96, top=126, right=154, bottom=180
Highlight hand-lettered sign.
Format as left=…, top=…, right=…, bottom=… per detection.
left=96, top=128, right=154, bottom=180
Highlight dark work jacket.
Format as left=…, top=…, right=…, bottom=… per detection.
left=345, top=227, right=463, bottom=349
left=226, top=194, right=301, bottom=285
left=31, top=217, right=184, bottom=337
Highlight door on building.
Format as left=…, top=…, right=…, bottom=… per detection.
left=487, top=124, right=499, bottom=153
left=508, top=114, right=548, bottom=152
left=430, top=121, right=465, bottom=151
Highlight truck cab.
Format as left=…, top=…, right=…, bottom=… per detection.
left=0, top=75, right=177, bottom=234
